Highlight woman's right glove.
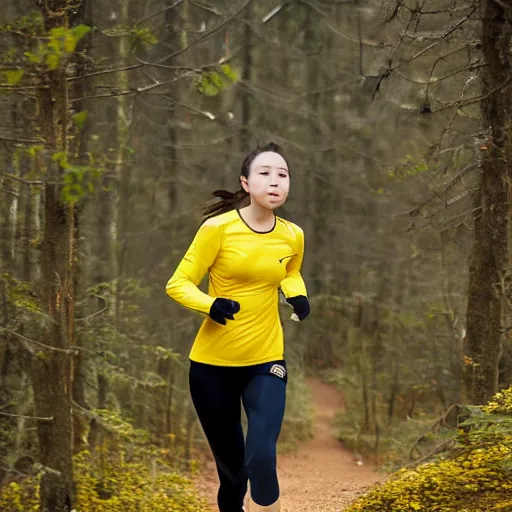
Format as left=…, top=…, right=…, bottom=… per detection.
left=209, top=298, right=241, bottom=325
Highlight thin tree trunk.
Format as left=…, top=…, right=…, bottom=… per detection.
left=304, top=8, right=323, bottom=294
left=70, top=0, right=94, bottom=455
left=239, top=2, right=253, bottom=154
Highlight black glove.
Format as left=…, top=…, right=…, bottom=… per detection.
left=209, top=298, right=241, bottom=325
left=286, top=295, right=310, bottom=321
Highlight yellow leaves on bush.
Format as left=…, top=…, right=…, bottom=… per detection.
left=0, top=449, right=206, bottom=512
left=483, top=385, right=512, bottom=415
left=74, top=449, right=207, bottom=512
left=0, top=480, right=39, bottom=512
left=346, top=386, right=512, bottom=512
left=347, top=441, right=512, bottom=511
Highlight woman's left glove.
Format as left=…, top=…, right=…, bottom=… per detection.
left=285, top=295, right=310, bottom=321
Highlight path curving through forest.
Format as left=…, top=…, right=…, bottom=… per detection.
left=195, top=377, right=383, bottom=511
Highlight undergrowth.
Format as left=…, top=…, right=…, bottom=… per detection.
left=0, top=445, right=206, bottom=512
left=345, top=385, right=512, bottom=512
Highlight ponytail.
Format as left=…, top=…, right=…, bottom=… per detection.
left=201, top=188, right=249, bottom=223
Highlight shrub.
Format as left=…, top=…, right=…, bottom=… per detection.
left=0, top=447, right=206, bottom=512
left=345, top=387, right=512, bottom=512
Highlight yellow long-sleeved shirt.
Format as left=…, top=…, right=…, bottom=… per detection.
left=165, top=209, right=307, bottom=366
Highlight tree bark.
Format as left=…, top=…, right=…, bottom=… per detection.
left=30, top=3, right=80, bottom=510
left=463, top=1, right=512, bottom=404
left=70, top=0, right=94, bottom=455
left=239, top=2, right=253, bottom=154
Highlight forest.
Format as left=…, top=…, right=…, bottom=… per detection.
left=0, top=0, right=511, bottom=511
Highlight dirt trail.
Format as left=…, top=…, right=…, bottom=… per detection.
left=195, top=377, right=383, bottom=511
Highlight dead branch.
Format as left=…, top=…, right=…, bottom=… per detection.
left=157, top=0, right=252, bottom=64
left=395, top=5, right=478, bottom=72
left=426, top=44, right=480, bottom=98
left=433, top=74, right=512, bottom=113
left=0, top=84, right=48, bottom=91
left=394, top=162, right=477, bottom=218
left=0, top=187, right=19, bottom=197
left=408, top=403, right=460, bottom=462
left=189, top=0, right=222, bottom=16
left=1, top=172, right=43, bottom=185
left=136, top=0, right=184, bottom=25
left=70, top=74, right=194, bottom=102
left=67, top=64, right=143, bottom=82
left=3, top=328, right=80, bottom=355
left=424, top=190, right=472, bottom=220
left=0, top=136, right=40, bottom=145
left=407, top=439, right=453, bottom=467
left=0, top=411, right=53, bottom=421
left=491, top=0, right=512, bottom=11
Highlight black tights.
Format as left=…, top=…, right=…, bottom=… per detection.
left=189, top=360, right=287, bottom=511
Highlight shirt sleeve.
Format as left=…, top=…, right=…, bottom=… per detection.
left=280, top=226, right=308, bottom=298
left=165, top=221, right=220, bottom=315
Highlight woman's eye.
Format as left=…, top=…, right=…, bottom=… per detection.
left=260, top=172, right=269, bottom=175
left=279, top=173, right=288, bottom=178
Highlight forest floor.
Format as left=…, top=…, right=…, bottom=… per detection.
left=193, top=377, right=384, bottom=511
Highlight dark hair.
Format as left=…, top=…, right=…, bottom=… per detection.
left=201, top=142, right=287, bottom=222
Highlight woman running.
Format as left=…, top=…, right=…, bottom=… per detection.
left=165, top=142, right=310, bottom=512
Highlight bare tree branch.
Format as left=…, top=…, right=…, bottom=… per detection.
left=395, top=163, right=478, bottom=218
left=71, top=74, right=194, bottom=103
left=491, top=0, right=512, bottom=11
left=67, top=64, right=143, bottom=82
left=1, top=172, right=43, bottom=185
left=433, top=74, right=512, bottom=113
left=0, top=135, right=40, bottom=145
left=189, top=0, right=223, bottom=16
left=156, top=0, right=252, bottom=64
left=395, top=5, right=479, bottom=72
left=3, top=328, right=80, bottom=355
left=0, top=411, right=53, bottom=421
left=160, top=94, right=218, bottom=121
left=136, top=0, right=184, bottom=25
left=0, top=187, right=19, bottom=197
left=0, top=84, right=48, bottom=90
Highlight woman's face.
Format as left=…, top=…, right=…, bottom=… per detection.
left=240, top=151, right=290, bottom=210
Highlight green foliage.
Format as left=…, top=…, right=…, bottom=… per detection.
left=3, top=274, right=40, bottom=314
left=0, top=12, right=44, bottom=36
left=346, top=388, right=512, bottom=512
left=4, top=69, right=25, bottom=85
left=385, top=155, right=429, bottom=182
left=24, top=25, right=91, bottom=70
left=52, top=150, right=103, bottom=205
left=102, top=25, right=158, bottom=47
left=0, top=448, right=206, bottom=512
left=72, top=111, right=89, bottom=131
left=87, top=409, right=150, bottom=441
left=195, top=64, right=240, bottom=96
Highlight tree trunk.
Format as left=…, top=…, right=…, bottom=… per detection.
left=239, top=1, right=253, bottom=154
left=30, top=3, right=79, bottom=510
left=304, top=7, right=323, bottom=294
left=70, top=0, right=94, bottom=455
left=463, top=1, right=512, bottom=404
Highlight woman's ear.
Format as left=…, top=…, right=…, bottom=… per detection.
left=240, top=176, right=249, bottom=194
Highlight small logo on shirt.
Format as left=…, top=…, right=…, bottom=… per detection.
left=269, top=364, right=286, bottom=379
left=279, top=254, right=296, bottom=264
